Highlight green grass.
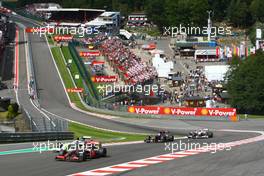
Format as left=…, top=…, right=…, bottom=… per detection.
left=239, top=114, right=264, bottom=119
left=0, top=112, right=8, bottom=121
left=46, top=35, right=54, bottom=45
left=61, top=46, right=84, bottom=89
left=69, top=122, right=147, bottom=142
left=51, top=47, right=85, bottom=109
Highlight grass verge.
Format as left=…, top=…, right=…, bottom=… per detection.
left=239, top=114, right=264, bottom=119
left=46, top=35, right=54, bottom=45
left=69, top=122, right=146, bottom=142
left=61, top=46, right=84, bottom=89
left=0, top=112, right=8, bottom=120
left=51, top=46, right=85, bottom=110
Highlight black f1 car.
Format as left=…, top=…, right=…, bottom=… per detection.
left=188, top=129, right=213, bottom=139
left=144, top=131, right=174, bottom=143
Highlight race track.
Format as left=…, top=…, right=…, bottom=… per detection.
left=1, top=14, right=263, bottom=176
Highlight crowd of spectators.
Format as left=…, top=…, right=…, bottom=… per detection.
left=101, top=37, right=157, bottom=85
left=76, top=33, right=108, bottom=47
left=183, top=66, right=208, bottom=97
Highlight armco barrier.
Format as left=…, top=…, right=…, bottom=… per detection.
left=0, top=132, right=74, bottom=143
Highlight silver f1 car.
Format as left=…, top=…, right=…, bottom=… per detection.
left=188, top=129, right=213, bottom=139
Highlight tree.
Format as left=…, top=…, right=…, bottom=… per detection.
left=250, top=0, right=264, bottom=23
left=145, top=0, right=168, bottom=30
left=226, top=51, right=264, bottom=114
left=227, top=0, right=254, bottom=28
left=208, top=0, right=231, bottom=21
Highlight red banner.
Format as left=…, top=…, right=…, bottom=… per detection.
left=66, top=88, right=84, bottom=93
left=25, top=27, right=54, bottom=33
left=54, top=35, right=73, bottom=41
left=128, top=106, right=237, bottom=121
left=91, top=61, right=105, bottom=66
left=79, top=51, right=100, bottom=57
left=91, top=76, right=118, bottom=83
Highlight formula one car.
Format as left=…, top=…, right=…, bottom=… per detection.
left=144, top=131, right=174, bottom=143
left=188, top=129, right=213, bottom=139
left=55, top=143, right=87, bottom=162
left=55, top=139, right=107, bottom=161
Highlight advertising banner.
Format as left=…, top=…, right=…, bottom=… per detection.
left=66, top=88, right=84, bottom=93
left=128, top=106, right=237, bottom=121
left=79, top=51, right=100, bottom=57
left=54, top=35, right=73, bottom=41
left=91, top=76, right=118, bottom=83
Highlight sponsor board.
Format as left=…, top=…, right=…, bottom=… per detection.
left=53, top=35, right=73, bottom=41
left=66, top=88, right=84, bottom=93
left=91, top=76, right=118, bottom=83
left=79, top=51, right=100, bottom=57
left=128, top=106, right=237, bottom=121
left=91, top=61, right=105, bottom=66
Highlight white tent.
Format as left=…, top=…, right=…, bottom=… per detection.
left=152, top=54, right=173, bottom=78
left=204, top=65, right=229, bottom=81
left=119, top=29, right=132, bottom=40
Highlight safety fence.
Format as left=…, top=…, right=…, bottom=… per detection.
left=0, top=131, right=74, bottom=143
left=21, top=107, right=69, bottom=132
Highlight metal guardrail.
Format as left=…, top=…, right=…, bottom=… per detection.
left=0, top=132, right=74, bottom=143
left=21, top=106, right=69, bottom=132
left=21, top=107, right=40, bottom=132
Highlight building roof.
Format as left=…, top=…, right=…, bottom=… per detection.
left=100, top=11, right=119, bottom=17
left=37, top=8, right=105, bottom=12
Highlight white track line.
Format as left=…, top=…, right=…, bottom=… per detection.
left=14, top=27, right=20, bottom=105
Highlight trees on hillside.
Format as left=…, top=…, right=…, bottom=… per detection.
left=250, top=0, right=264, bottom=23
left=227, top=0, right=254, bottom=28
left=226, top=51, right=264, bottom=115
left=14, top=0, right=263, bottom=29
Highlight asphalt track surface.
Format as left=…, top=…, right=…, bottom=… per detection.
left=1, top=14, right=263, bottom=176
left=0, top=131, right=260, bottom=176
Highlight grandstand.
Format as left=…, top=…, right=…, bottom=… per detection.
left=37, top=8, right=105, bottom=26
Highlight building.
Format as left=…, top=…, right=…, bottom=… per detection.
left=174, top=37, right=217, bottom=57
left=37, top=8, right=120, bottom=34
left=37, top=8, right=104, bottom=25
left=127, top=13, right=148, bottom=26
left=87, top=11, right=121, bottom=34
left=194, top=47, right=220, bottom=62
